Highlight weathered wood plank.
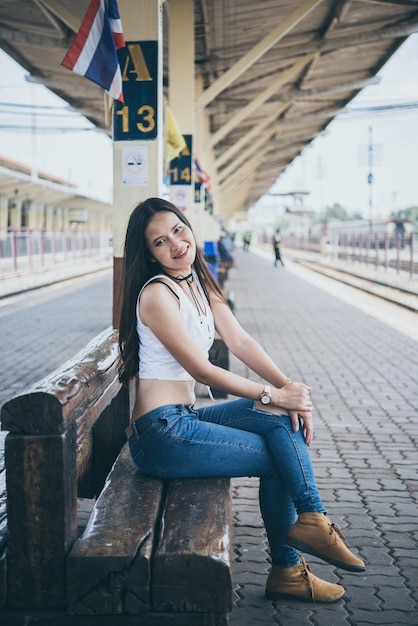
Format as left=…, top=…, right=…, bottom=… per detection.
left=0, top=430, right=7, bottom=551
left=0, top=607, right=230, bottom=625
left=76, top=429, right=94, bottom=486
left=90, top=386, right=130, bottom=495
left=152, top=478, right=232, bottom=613
left=77, top=385, right=129, bottom=495
left=0, top=552, right=6, bottom=610
left=1, top=327, right=120, bottom=436
left=0, top=430, right=7, bottom=608
left=0, top=326, right=233, bottom=621
left=67, top=444, right=164, bottom=615
left=5, top=426, right=77, bottom=608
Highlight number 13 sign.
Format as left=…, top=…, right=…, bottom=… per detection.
left=113, top=41, right=158, bottom=141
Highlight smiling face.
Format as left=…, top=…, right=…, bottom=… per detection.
left=145, top=210, right=196, bottom=277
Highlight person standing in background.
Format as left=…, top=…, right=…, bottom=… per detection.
left=273, top=229, right=285, bottom=267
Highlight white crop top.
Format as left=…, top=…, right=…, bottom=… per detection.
left=136, top=273, right=215, bottom=381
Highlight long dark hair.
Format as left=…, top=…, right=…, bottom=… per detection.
left=118, top=197, right=226, bottom=386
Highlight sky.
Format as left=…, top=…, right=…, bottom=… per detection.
left=0, top=51, right=114, bottom=202
left=0, top=33, right=418, bottom=213
left=262, top=33, right=418, bottom=218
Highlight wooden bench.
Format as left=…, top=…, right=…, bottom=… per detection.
left=0, top=327, right=232, bottom=625
left=0, top=432, right=6, bottom=609
left=217, top=258, right=234, bottom=289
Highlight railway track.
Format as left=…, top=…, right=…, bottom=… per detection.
left=295, top=259, right=418, bottom=314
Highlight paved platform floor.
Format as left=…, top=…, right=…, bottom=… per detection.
left=219, top=249, right=417, bottom=626
left=1, top=247, right=417, bottom=625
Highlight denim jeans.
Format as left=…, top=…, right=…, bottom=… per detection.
left=128, top=398, right=326, bottom=567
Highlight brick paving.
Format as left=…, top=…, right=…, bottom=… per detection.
left=0, top=270, right=113, bottom=407
left=223, top=249, right=418, bottom=626
left=1, top=248, right=417, bottom=625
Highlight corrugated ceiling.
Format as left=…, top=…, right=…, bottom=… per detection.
left=0, top=0, right=417, bottom=215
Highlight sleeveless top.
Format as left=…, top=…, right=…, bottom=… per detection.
left=136, top=273, right=215, bottom=381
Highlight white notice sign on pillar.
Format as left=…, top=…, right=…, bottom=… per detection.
left=122, top=145, right=149, bottom=186
left=172, top=185, right=189, bottom=212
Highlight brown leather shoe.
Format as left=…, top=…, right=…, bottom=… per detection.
left=265, top=558, right=345, bottom=603
left=286, top=513, right=366, bottom=572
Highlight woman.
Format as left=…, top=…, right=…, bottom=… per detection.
left=118, top=197, right=365, bottom=603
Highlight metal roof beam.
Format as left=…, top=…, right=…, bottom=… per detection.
left=0, top=27, right=62, bottom=48
left=275, top=20, right=418, bottom=58
left=196, top=0, right=324, bottom=109
left=319, top=0, right=351, bottom=39
left=218, top=127, right=277, bottom=185
left=219, top=147, right=269, bottom=193
left=36, top=0, right=80, bottom=32
left=222, top=167, right=259, bottom=219
left=356, top=0, right=418, bottom=6
left=280, top=107, right=344, bottom=126
left=215, top=102, right=291, bottom=170
left=210, top=53, right=316, bottom=148
left=276, top=75, right=381, bottom=101
left=222, top=174, right=256, bottom=219
left=210, top=76, right=380, bottom=112
left=208, top=17, right=417, bottom=63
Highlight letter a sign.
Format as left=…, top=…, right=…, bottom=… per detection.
left=113, top=41, right=158, bottom=141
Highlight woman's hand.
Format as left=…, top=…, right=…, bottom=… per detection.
left=289, top=409, right=313, bottom=446
left=274, top=382, right=313, bottom=445
left=273, top=381, right=312, bottom=413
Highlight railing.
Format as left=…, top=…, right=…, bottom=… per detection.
left=0, top=228, right=112, bottom=277
left=284, top=232, right=417, bottom=280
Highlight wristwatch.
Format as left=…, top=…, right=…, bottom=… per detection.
left=259, top=385, right=272, bottom=405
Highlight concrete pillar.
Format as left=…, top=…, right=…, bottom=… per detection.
left=44, top=205, right=54, bottom=231
left=168, top=0, right=195, bottom=223
left=112, top=0, right=164, bottom=327
left=194, top=77, right=222, bottom=242
left=8, top=199, right=22, bottom=229
left=26, top=202, right=38, bottom=230
left=0, top=195, right=8, bottom=230
left=28, top=202, right=42, bottom=229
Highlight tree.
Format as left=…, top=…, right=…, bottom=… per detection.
left=312, top=203, right=363, bottom=225
left=392, top=206, right=418, bottom=223
left=392, top=206, right=418, bottom=234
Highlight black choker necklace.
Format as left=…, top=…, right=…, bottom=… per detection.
left=173, top=272, right=193, bottom=283
left=171, top=271, right=208, bottom=323
left=169, top=271, right=212, bottom=341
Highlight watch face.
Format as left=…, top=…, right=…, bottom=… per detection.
left=261, top=394, right=270, bottom=404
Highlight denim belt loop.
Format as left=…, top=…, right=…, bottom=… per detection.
left=126, top=404, right=193, bottom=439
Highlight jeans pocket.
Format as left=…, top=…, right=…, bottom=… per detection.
left=157, top=411, right=183, bottom=433
left=131, top=408, right=182, bottom=441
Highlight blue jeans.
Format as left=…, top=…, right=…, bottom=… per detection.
left=128, top=398, right=326, bottom=567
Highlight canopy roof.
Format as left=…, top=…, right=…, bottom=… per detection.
left=0, top=0, right=416, bottom=213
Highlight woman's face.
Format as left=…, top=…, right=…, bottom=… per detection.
left=145, top=210, right=196, bottom=276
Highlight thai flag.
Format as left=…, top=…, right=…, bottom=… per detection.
left=193, top=155, right=211, bottom=188
left=61, top=0, right=126, bottom=102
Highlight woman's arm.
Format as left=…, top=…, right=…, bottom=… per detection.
left=211, top=293, right=297, bottom=388
left=140, top=283, right=312, bottom=416
left=210, top=293, right=314, bottom=444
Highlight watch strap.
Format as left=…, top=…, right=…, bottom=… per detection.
left=259, top=384, right=271, bottom=401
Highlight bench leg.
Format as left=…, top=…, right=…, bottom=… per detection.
left=5, top=425, right=77, bottom=608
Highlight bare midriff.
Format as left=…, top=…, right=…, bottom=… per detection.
left=130, top=378, right=196, bottom=422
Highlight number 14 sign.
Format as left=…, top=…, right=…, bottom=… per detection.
left=170, top=135, right=192, bottom=186
left=113, top=41, right=158, bottom=141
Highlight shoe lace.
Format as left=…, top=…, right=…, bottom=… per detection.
left=300, top=556, right=315, bottom=603
left=330, top=522, right=347, bottom=544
